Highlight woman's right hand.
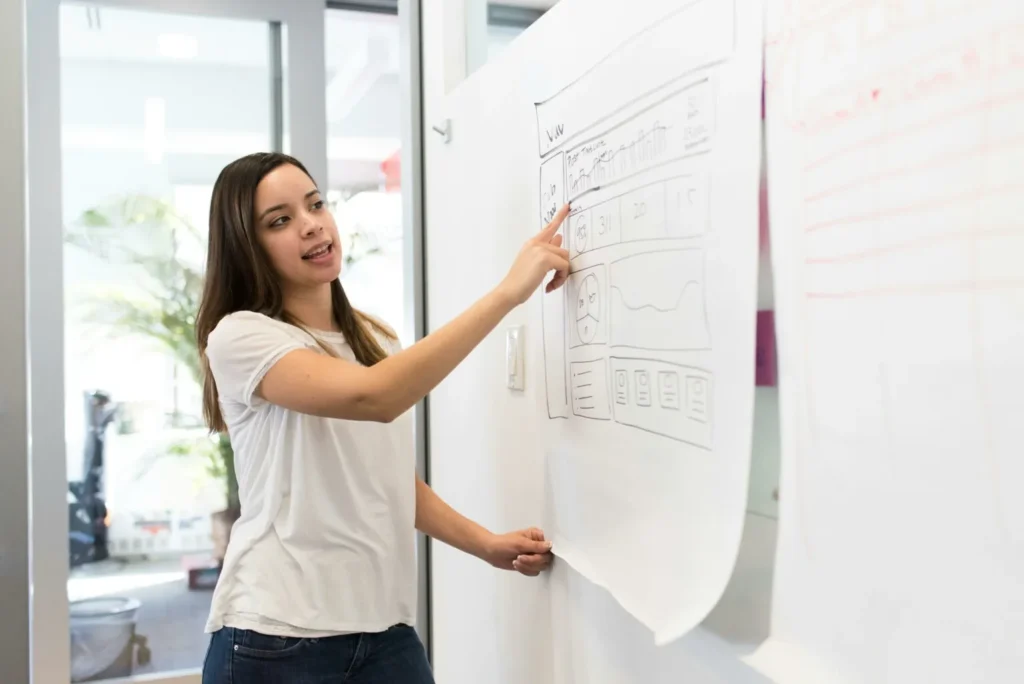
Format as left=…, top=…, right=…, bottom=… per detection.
left=498, top=204, right=572, bottom=306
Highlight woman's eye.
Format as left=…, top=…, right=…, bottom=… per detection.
left=270, top=216, right=289, bottom=227
left=312, top=200, right=325, bottom=211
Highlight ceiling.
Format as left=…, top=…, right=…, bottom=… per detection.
left=56, top=3, right=538, bottom=189
left=496, top=0, right=559, bottom=8
left=60, top=4, right=402, bottom=127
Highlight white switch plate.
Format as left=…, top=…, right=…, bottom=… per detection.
left=506, top=325, right=524, bottom=391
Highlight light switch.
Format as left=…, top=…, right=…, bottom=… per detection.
left=506, top=325, right=524, bottom=391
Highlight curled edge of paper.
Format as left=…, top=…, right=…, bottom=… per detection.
left=548, top=533, right=710, bottom=647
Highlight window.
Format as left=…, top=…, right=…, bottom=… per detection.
left=60, top=4, right=275, bottom=677
left=325, top=8, right=407, bottom=344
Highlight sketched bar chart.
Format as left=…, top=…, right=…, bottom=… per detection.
left=564, top=79, right=715, bottom=202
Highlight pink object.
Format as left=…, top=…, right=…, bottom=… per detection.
left=380, top=149, right=401, bottom=192
left=761, top=68, right=766, bottom=119
left=756, top=310, right=777, bottom=387
left=758, top=174, right=770, bottom=252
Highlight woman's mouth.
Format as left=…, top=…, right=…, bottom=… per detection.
left=302, top=242, right=334, bottom=262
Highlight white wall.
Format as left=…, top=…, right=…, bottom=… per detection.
left=422, top=2, right=780, bottom=681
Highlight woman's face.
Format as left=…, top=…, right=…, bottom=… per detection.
left=253, top=163, right=342, bottom=289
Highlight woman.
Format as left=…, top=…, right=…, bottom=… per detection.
left=197, top=152, right=570, bottom=683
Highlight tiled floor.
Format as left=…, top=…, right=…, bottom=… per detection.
left=70, top=558, right=212, bottom=676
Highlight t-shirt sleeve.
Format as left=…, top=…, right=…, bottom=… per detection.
left=205, top=312, right=307, bottom=409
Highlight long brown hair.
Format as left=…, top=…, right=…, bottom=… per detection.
left=196, top=152, right=393, bottom=432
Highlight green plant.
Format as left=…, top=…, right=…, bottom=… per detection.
left=69, top=193, right=385, bottom=514
left=168, top=432, right=239, bottom=511
left=66, top=194, right=238, bottom=511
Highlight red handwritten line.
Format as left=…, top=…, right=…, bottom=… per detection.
left=796, top=18, right=1004, bottom=123
left=794, top=55, right=1024, bottom=139
left=803, top=136, right=1024, bottom=204
left=807, top=280, right=1024, bottom=300
left=804, top=87, right=1024, bottom=172
left=766, top=0, right=976, bottom=56
left=805, top=226, right=1024, bottom=265
left=767, top=0, right=987, bottom=134
left=805, top=183, right=1024, bottom=234
left=764, top=0, right=864, bottom=47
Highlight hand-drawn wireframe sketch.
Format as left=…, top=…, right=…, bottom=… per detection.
left=564, top=79, right=714, bottom=202
left=570, top=358, right=612, bottom=420
left=609, top=357, right=712, bottom=447
left=609, top=249, right=710, bottom=351
left=568, top=265, right=607, bottom=348
left=527, top=0, right=760, bottom=646
left=536, top=3, right=724, bottom=443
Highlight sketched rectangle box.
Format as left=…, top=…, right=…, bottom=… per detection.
left=534, top=0, right=735, bottom=158
left=567, top=263, right=608, bottom=349
left=570, top=358, right=611, bottom=421
left=610, top=357, right=713, bottom=448
left=562, top=79, right=715, bottom=204
left=609, top=248, right=711, bottom=352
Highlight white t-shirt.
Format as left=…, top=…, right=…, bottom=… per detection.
left=202, top=310, right=417, bottom=637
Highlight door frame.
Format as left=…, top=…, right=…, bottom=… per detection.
left=0, top=0, right=30, bottom=682
left=27, top=2, right=328, bottom=682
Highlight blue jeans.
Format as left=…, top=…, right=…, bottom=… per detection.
left=202, top=624, right=434, bottom=684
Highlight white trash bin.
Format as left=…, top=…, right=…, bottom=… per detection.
left=69, top=597, right=141, bottom=682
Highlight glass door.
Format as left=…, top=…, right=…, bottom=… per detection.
left=60, top=6, right=272, bottom=680
left=27, top=2, right=327, bottom=683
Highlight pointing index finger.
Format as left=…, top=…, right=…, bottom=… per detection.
left=537, top=203, right=571, bottom=242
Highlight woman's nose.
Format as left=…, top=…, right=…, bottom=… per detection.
left=300, top=216, right=321, bottom=236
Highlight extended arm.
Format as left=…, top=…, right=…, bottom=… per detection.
left=414, top=477, right=491, bottom=558
left=414, top=478, right=552, bottom=576
left=256, top=205, right=570, bottom=423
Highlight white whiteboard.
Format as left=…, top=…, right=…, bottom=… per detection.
left=533, top=0, right=764, bottom=643
left=765, top=0, right=1024, bottom=681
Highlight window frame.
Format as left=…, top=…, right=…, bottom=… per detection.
left=26, top=2, right=328, bottom=682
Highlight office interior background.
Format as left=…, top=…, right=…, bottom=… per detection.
left=2, top=1, right=567, bottom=683
left=1, top=0, right=797, bottom=682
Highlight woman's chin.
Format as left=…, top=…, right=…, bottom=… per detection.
left=304, top=259, right=342, bottom=282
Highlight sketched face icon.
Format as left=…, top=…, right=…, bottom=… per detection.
left=575, top=273, right=600, bottom=344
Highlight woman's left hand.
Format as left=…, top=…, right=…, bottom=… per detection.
left=482, top=527, right=554, bottom=577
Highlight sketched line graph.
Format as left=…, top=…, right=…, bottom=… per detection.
left=608, top=248, right=711, bottom=352
left=567, top=122, right=673, bottom=197
left=613, top=278, right=702, bottom=313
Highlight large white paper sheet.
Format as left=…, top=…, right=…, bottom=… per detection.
left=766, top=1, right=1024, bottom=680
left=537, top=0, right=764, bottom=643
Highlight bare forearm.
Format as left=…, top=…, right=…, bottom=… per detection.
left=415, top=478, right=491, bottom=559
left=372, top=288, right=514, bottom=421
